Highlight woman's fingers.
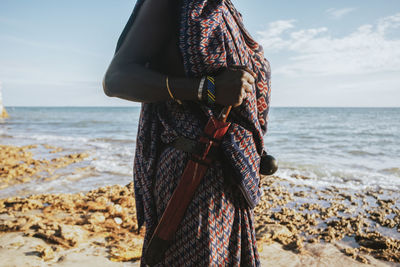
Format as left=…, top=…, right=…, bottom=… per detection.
left=243, top=82, right=253, bottom=93
left=230, top=64, right=256, bottom=77
left=239, top=83, right=253, bottom=102
left=230, top=65, right=257, bottom=79
left=237, top=69, right=255, bottom=86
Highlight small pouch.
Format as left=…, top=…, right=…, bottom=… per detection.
left=260, top=151, right=278, bottom=176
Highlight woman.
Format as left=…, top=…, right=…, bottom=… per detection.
left=103, top=0, right=271, bottom=266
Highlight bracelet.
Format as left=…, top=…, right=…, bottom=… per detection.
left=166, top=76, right=182, bottom=105
left=202, top=76, right=216, bottom=105
left=198, top=77, right=206, bottom=101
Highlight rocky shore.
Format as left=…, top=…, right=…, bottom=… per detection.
left=0, top=144, right=399, bottom=266
left=0, top=182, right=142, bottom=264
left=0, top=144, right=88, bottom=190
left=255, top=176, right=400, bottom=264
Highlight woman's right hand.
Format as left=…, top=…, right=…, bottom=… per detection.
left=215, top=65, right=256, bottom=107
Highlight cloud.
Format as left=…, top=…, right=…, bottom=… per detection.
left=257, top=13, right=400, bottom=76
left=377, top=13, right=400, bottom=33
left=326, top=8, right=356, bottom=19
left=256, top=20, right=296, bottom=50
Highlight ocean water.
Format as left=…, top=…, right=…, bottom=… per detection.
left=0, top=107, right=399, bottom=198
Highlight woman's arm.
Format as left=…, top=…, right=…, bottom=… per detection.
left=103, top=0, right=255, bottom=106
left=103, top=0, right=199, bottom=103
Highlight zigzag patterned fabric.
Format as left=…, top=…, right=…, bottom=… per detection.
left=120, top=0, right=271, bottom=266
left=180, top=0, right=271, bottom=208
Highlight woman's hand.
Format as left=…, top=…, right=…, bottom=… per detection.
left=215, top=65, right=256, bottom=107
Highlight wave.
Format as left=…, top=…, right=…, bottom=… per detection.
left=380, top=167, right=400, bottom=176
left=276, top=161, right=400, bottom=192
left=90, top=137, right=134, bottom=145
left=11, top=133, right=89, bottom=143
left=347, top=150, right=382, bottom=156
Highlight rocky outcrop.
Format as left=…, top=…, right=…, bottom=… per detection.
left=0, top=144, right=89, bottom=190
left=0, top=183, right=143, bottom=262
left=255, top=175, right=400, bottom=263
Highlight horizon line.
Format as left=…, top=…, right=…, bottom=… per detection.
left=4, top=105, right=400, bottom=109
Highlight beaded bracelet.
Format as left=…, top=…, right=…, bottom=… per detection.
left=202, top=76, right=216, bottom=105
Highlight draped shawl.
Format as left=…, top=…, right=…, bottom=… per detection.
left=116, top=0, right=271, bottom=231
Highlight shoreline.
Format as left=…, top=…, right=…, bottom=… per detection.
left=0, top=144, right=399, bottom=266
left=1, top=182, right=398, bottom=266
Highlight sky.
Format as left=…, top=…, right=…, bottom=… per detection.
left=0, top=0, right=399, bottom=107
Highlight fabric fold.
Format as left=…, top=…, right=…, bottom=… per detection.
left=114, top=0, right=271, bottom=265
left=179, top=0, right=271, bottom=207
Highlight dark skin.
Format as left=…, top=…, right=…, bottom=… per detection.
left=103, top=0, right=256, bottom=107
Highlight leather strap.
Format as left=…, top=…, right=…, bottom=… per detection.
left=171, top=136, right=221, bottom=160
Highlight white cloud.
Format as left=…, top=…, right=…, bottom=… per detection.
left=326, top=8, right=356, bottom=19
left=258, top=13, right=400, bottom=76
left=265, top=20, right=295, bottom=36
left=377, top=13, right=400, bottom=34
left=256, top=20, right=296, bottom=50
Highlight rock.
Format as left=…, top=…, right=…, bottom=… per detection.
left=0, top=181, right=144, bottom=263
left=20, top=216, right=41, bottom=231
left=35, top=244, right=55, bottom=261
left=114, top=217, right=123, bottom=225
left=356, top=235, right=388, bottom=250
left=0, top=220, right=14, bottom=231
left=88, top=212, right=106, bottom=224
left=86, top=201, right=107, bottom=212
left=261, top=224, right=293, bottom=242
left=59, top=224, right=87, bottom=247
left=0, top=144, right=90, bottom=189
left=109, top=246, right=142, bottom=262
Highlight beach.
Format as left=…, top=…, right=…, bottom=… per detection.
left=0, top=144, right=399, bottom=266
left=0, top=107, right=399, bottom=266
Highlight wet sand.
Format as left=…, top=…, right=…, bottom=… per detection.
left=0, top=144, right=399, bottom=266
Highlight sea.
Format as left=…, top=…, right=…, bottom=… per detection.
left=0, top=107, right=399, bottom=198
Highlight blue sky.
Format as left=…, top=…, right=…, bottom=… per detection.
left=0, top=0, right=399, bottom=107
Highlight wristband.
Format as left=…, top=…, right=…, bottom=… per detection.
left=198, top=77, right=206, bottom=101
left=203, top=76, right=216, bottom=105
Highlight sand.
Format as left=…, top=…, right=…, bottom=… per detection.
left=0, top=232, right=395, bottom=267
left=0, top=144, right=399, bottom=266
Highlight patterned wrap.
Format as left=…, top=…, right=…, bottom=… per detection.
left=116, top=0, right=271, bottom=265
left=179, top=0, right=271, bottom=208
